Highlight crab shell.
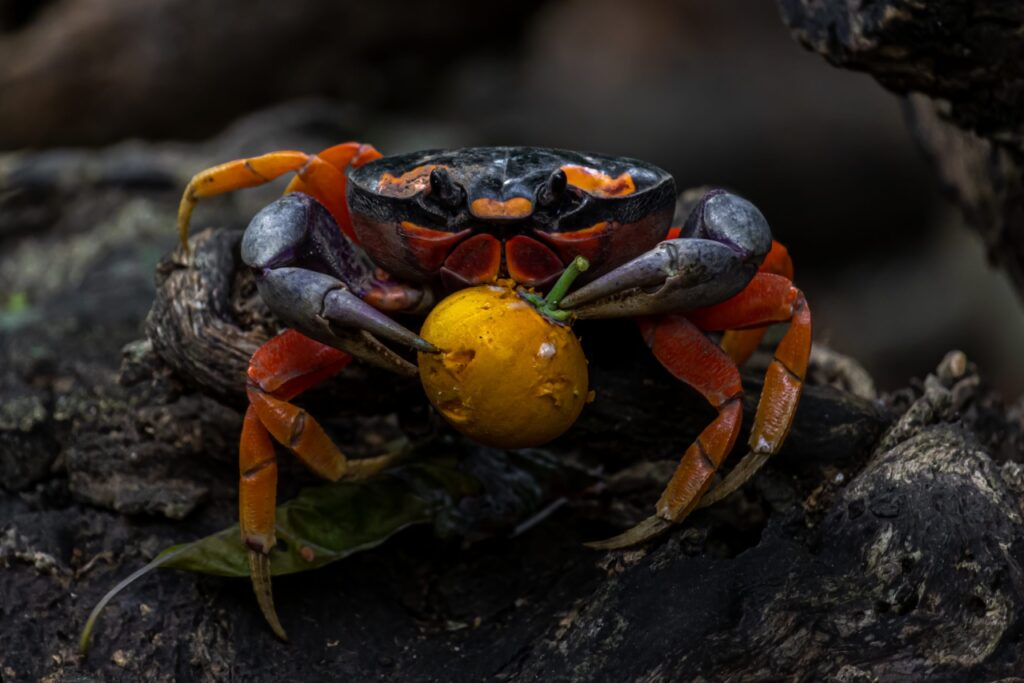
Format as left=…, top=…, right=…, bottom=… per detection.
left=346, top=147, right=676, bottom=291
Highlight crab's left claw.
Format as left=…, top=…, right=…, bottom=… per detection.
left=562, top=191, right=772, bottom=319
left=241, top=193, right=437, bottom=376
left=255, top=266, right=436, bottom=376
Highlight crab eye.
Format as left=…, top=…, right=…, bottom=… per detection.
left=429, top=168, right=464, bottom=210
left=537, top=169, right=568, bottom=207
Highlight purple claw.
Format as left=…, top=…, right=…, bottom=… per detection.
left=242, top=193, right=436, bottom=376
left=257, top=267, right=430, bottom=376
left=560, top=190, right=772, bottom=319
left=560, top=239, right=750, bottom=318
left=324, top=288, right=436, bottom=354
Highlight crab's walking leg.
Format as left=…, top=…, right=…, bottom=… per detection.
left=587, top=314, right=744, bottom=549
left=589, top=273, right=811, bottom=549
left=720, top=240, right=794, bottom=366
left=689, top=273, right=811, bottom=507
left=177, top=142, right=381, bottom=248
left=241, top=329, right=403, bottom=639
left=239, top=405, right=284, bottom=637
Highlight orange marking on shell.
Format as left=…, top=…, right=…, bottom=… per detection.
left=443, top=234, right=502, bottom=284
left=377, top=164, right=445, bottom=197
left=469, top=197, right=534, bottom=219
left=538, top=221, right=610, bottom=264
left=561, top=165, right=636, bottom=198
left=398, top=221, right=471, bottom=272
left=548, top=222, right=609, bottom=242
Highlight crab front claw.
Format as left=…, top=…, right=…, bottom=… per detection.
left=561, top=190, right=772, bottom=319
left=255, top=267, right=435, bottom=376
left=241, top=193, right=437, bottom=376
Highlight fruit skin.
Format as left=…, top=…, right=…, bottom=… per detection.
left=418, top=283, right=589, bottom=449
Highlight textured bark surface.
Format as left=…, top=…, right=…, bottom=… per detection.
left=2, top=107, right=1024, bottom=682
left=778, top=0, right=1024, bottom=304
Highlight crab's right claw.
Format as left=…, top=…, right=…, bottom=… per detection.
left=561, top=239, right=754, bottom=319
left=561, top=191, right=772, bottom=319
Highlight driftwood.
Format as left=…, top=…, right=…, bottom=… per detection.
left=778, top=0, right=1024, bottom=305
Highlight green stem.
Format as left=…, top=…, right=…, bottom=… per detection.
left=521, top=256, right=589, bottom=323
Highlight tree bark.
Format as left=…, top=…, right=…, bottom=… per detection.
left=778, top=0, right=1024, bottom=304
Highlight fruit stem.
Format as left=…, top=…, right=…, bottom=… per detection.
left=522, top=256, right=589, bottom=322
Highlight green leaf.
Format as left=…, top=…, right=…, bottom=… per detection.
left=161, top=452, right=481, bottom=576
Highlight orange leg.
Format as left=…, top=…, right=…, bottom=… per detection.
left=240, top=328, right=399, bottom=639
left=177, top=142, right=381, bottom=248
left=720, top=240, right=794, bottom=365
left=589, top=313, right=743, bottom=548
left=589, top=272, right=811, bottom=549
left=688, top=272, right=811, bottom=507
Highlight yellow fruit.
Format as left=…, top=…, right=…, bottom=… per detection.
left=418, top=283, right=589, bottom=448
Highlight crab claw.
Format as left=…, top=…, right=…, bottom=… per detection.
left=561, top=239, right=754, bottom=319
left=561, top=190, right=772, bottom=319
left=256, top=267, right=436, bottom=376
left=242, top=193, right=437, bottom=376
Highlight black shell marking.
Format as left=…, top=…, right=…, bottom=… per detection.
left=347, top=146, right=675, bottom=234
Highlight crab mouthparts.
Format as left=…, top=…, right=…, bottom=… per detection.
left=440, top=234, right=565, bottom=290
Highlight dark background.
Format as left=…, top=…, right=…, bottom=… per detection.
left=1, top=0, right=1021, bottom=394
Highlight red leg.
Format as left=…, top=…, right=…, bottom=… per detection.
left=588, top=314, right=744, bottom=548
left=240, top=329, right=400, bottom=639
left=720, top=240, right=794, bottom=365
left=688, top=272, right=812, bottom=507
left=177, top=141, right=380, bottom=248
left=588, top=272, right=811, bottom=549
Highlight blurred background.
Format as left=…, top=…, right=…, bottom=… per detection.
left=1, top=0, right=1022, bottom=396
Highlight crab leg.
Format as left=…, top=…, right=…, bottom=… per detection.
left=238, top=405, right=283, bottom=637
left=720, top=240, right=794, bottom=366
left=589, top=272, right=811, bottom=549
left=587, top=314, right=743, bottom=549
left=690, top=274, right=811, bottom=508
left=241, top=329, right=404, bottom=639
left=177, top=142, right=381, bottom=248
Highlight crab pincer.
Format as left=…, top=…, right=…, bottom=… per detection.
left=561, top=191, right=772, bottom=319
left=242, top=193, right=438, bottom=375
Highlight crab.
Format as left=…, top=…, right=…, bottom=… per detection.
left=177, top=143, right=811, bottom=639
